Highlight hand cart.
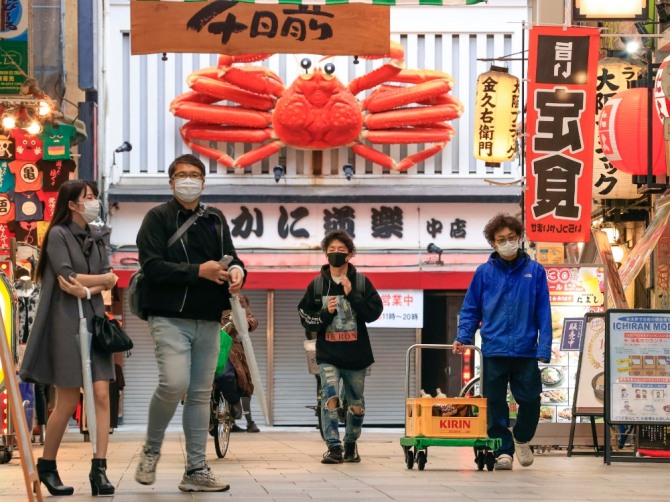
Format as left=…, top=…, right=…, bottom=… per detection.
left=400, top=343, right=501, bottom=471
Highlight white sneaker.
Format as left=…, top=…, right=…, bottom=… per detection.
left=135, top=444, right=161, bottom=485
left=495, top=454, right=513, bottom=470
left=514, top=438, right=534, bottom=467
left=178, top=466, right=230, bottom=492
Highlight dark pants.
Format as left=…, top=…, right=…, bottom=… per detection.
left=482, top=357, right=542, bottom=457
left=214, top=360, right=241, bottom=405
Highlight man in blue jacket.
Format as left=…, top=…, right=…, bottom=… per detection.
left=453, top=214, right=551, bottom=471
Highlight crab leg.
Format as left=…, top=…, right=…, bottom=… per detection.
left=187, top=74, right=276, bottom=110
left=169, top=90, right=219, bottom=109
left=348, top=41, right=405, bottom=96
left=351, top=140, right=451, bottom=172
left=217, top=65, right=285, bottom=98
left=364, top=104, right=462, bottom=129
left=363, top=80, right=460, bottom=113
left=233, top=141, right=285, bottom=169
left=170, top=102, right=272, bottom=128
left=181, top=122, right=274, bottom=143
left=362, top=126, right=454, bottom=144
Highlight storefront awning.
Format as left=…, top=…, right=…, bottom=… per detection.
left=111, top=249, right=488, bottom=290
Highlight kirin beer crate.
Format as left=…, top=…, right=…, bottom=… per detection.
left=405, top=397, right=488, bottom=439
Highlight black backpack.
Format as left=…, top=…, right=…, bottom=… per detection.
left=311, top=272, right=366, bottom=308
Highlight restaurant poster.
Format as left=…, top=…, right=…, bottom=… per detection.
left=574, top=312, right=605, bottom=415
left=541, top=265, right=605, bottom=423
left=606, top=310, right=670, bottom=424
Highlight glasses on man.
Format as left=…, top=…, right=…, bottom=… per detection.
left=172, top=172, right=204, bottom=180
left=494, top=236, right=519, bottom=246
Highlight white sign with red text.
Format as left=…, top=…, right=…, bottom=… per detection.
left=368, top=290, right=423, bottom=328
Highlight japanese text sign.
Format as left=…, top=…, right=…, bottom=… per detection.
left=367, top=290, right=423, bottom=328
left=0, top=0, right=29, bottom=94
left=131, top=0, right=390, bottom=56
left=525, top=26, right=599, bottom=243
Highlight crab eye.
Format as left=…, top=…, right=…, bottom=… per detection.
left=324, top=63, right=335, bottom=75
left=300, top=58, right=312, bottom=72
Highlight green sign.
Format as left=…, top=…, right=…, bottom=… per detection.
left=0, top=40, right=28, bottom=94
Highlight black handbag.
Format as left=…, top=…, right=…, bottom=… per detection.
left=92, top=315, right=134, bottom=353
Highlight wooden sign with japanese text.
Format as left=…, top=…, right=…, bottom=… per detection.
left=131, top=0, right=390, bottom=56
left=524, top=26, right=599, bottom=243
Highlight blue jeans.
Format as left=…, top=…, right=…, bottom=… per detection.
left=145, top=316, right=220, bottom=471
left=482, top=357, right=542, bottom=458
left=319, top=363, right=366, bottom=448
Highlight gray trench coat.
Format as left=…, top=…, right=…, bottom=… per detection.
left=20, top=222, right=114, bottom=387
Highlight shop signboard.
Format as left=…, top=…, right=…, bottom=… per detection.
left=130, top=0, right=390, bottom=56
left=606, top=310, right=670, bottom=425
left=525, top=26, right=599, bottom=243
left=0, top=0, right=30, bottom=94
left=368, top=289, right=422, bottom=328
left=542, top=265, right=605, bottom=424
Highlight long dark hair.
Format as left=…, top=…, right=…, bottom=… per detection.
left=35, top=180, right=98, bottom=281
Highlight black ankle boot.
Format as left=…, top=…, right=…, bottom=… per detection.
left=89, top=458, right=115, bottom=496
left=36, top=458, right=74, bottom=496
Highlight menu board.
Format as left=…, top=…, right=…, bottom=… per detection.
left=542, top=266, right=606, bottom=424
left=574, top=313, right=605, bottom=415
left=606, top=310, right=670, bottom=424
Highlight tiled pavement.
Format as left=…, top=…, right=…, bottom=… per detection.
left=1, top=427, right=669, bottom=501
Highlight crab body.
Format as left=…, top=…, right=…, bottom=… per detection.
left=170, top=41, right=463, bottom=171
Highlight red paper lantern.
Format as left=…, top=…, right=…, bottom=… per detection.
left=598, top=87, right=666, bottom=176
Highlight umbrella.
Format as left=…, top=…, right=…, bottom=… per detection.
left=229, top=293, right=269, bottom=424
left=76, top=298, right=97, bottom=454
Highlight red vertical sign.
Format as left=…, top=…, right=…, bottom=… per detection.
left=525, top=26, right=599, bottom=243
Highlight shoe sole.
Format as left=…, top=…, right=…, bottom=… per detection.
left=135, top=476, right=155, bottom=485
left=178, top=483, right=230, bottom=492
left=343, top=457, right=361, bottom=463
left=321, top=459, right=343, bottom=464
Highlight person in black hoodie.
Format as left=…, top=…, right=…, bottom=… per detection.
left=298, top=230, right=383, bottom=464
left=134, top=154, right=244, bottom=493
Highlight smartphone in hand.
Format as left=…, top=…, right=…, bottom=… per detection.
left=220, top=255, right=234, bottom=266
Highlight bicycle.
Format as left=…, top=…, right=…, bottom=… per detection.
left=210, top=389, right=236, bottom=458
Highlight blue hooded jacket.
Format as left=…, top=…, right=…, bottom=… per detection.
left=456, top=250, right=552, bottom=362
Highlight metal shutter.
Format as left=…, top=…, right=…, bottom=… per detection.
left=273, top=291, right=416, bottom=426
left=121, top=296, right=173, bottom=427
left=121, top=290, right=268, bottom=428
left=239, top=290, right=268, bottom=426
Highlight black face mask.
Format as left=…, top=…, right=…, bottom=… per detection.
left=327, top=252, right=348, bottom=267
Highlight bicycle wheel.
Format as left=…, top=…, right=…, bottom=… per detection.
left=459, top=376, right=481, bottom=397
left=214, top=399, right=232, bottom=458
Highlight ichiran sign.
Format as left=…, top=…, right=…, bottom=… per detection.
left=131, top=0, right=390, bottom=56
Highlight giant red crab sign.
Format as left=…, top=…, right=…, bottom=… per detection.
left=170, top=41, right=463, bottom=172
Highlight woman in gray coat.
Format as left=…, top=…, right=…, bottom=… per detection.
left=20, top=180, right=118, bottom=496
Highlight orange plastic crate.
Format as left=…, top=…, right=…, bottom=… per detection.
left=405, top=397, right=488, bottom=439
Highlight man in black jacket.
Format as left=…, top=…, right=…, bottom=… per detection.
left=135, top=154, right=244, bottom=492
left=298, top=230, right=383, bottom=464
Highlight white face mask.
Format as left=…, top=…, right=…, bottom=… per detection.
left=76, top=200, right=100, bottom=224
left=496, top=240, right=519, bottom=258
left=173, top=177, right=203, bottom=203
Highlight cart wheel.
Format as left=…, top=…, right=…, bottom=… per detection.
left=475, top=451, right=485, bottom=471
left=485, top=451, right=495, bottom=471
left=0, top=449, right=12, bottom=464
left=417, top=450, right=427, bottom=471
left=405, top=448, right=414, bottom=469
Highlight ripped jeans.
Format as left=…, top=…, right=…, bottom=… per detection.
left=319, top=363, right=367, bottom=448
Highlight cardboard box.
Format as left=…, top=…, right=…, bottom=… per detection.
left=536, top=242, right=565, bottom=264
